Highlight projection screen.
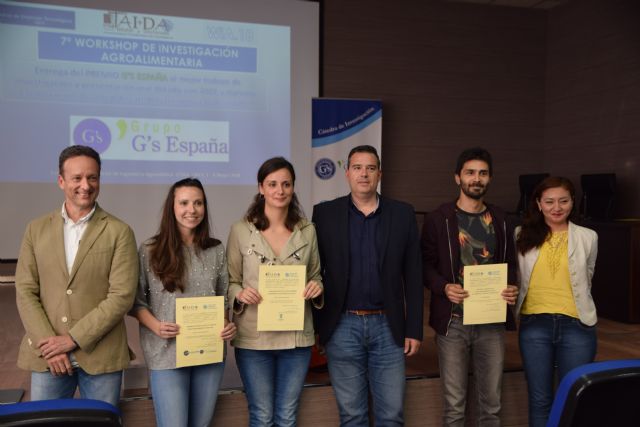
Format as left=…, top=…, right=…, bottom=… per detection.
left=0, top=0, right=319, bottom=258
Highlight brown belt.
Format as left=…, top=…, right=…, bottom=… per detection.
left=346, top=309, right=385, bottom=316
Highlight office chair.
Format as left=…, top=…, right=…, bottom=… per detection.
left=580, top=173, right=616, bottom=220
left=0, top=398, right=122, bottom=426
left=547, top=359, right=640, bottom=427
left=517, top=173, right=549, bottom=215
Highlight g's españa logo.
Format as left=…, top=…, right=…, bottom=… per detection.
left=73, top=118, right=111, bottom=154
left=315, top=158, right=336, bottom=180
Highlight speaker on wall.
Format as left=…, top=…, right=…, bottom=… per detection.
left=580, top=173, right=616, bottom=220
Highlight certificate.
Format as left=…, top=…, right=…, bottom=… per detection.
left=463, top=263, right=507, bottom=325
left=257, top=265, right=306, bottom=331
left=175, top=296, right=224, bottom=367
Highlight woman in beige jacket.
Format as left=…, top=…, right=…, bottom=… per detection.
left=227, top=157, right=323, bottom=427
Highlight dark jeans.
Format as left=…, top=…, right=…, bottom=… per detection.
left=519, top=314, right=597, bottom=427
left=325, top=313, right=406, bottom=427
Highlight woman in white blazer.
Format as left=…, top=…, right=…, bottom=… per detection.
left=515, top=176, right=598, bottom=427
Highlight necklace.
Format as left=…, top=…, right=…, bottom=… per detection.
left=545, top=231, right=568, bottom=278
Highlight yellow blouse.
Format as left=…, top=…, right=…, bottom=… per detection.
left=521, top=231, right=579, bottom=318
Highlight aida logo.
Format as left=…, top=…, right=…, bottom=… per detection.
left=315, top=158, right=336, bottom=180
left=72, top=118, right=111, bottom=154
left=103, top=12, right=174, bottom=37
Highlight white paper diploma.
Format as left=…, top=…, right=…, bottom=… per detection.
left=257, top=265, right=306, bottom=331
left=463, top=263, right=507, bottom=325
left=175, top=296, right=224, bottom=367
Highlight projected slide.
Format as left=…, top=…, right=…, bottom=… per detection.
left=0, top=1, right=290, bottom=184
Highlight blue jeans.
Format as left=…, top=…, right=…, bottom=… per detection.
left=519, top=314, right=597, bottom=427
left=325, top=313, right=405, bottom=427
left=436, top=317, right=505, bottom=427
left=235, top=347, right=311, bottom=427
left=149, top=362, right=225, bottom=427
left=31, top=368, right=122, bottom=406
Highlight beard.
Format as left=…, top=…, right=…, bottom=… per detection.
left=460, top=182, right=489, bottom=200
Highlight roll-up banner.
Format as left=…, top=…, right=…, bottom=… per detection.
left=311, top=98, right=382, bottom=205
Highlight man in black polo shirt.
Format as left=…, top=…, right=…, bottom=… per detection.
left=312, top=145, right=423, bottom=426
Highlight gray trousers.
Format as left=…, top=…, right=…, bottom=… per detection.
left=436, top=317, right=505, bottom=427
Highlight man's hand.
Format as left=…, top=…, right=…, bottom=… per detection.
left=444, top=283, right=469, bottom=304
left=46, top=353, right=73, bottom=376
left=38, top=335, right=76, bottom=360
left=501, top=285, right=519, bottom=305
left=404, top=338, right=421, bottom=356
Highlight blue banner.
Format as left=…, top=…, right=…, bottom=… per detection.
left=312, top=98, right=382, bottom=147
left=311, top=98, right=382, bottom=204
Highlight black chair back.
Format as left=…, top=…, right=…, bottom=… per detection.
left=0, top=398, right=122, bottom=427
left=547, top=359, right=640, bottom=427
left=580, top=173, right=616, bottom=220
left=517, top=173, right=549, bottom=214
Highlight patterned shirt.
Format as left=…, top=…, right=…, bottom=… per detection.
left=454, top=208, right=496, bottom=315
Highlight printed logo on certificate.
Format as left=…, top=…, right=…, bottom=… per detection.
left=257, top=265, right=306, bottom=331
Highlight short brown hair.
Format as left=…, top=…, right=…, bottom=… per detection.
left=455, top=147, right=492, bottom=177
left=58, top=145, right=101, bottom=176
left=347, top=145, right=380, bottom=169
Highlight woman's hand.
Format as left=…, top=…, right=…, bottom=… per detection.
left=237, top=287, right=262, bottom=305
left=501, top=285, right=519, bottom=305
left=220, top=320, right=237, bottom=341
left=155, top=321, right=180, bottom=339
left=303, top=280, right=323, bottom=300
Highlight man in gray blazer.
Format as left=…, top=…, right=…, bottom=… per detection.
left=15, top=145, right=138, bottom=406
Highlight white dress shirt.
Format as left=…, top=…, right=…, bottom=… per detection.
left=61, top=203, right=96, bottom=273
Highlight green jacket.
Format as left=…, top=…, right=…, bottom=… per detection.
left=226, top=219, right=323, bottom=350
left=15, top=205, right=138, bottom=374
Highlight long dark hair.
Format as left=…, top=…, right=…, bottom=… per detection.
left=245, top=157, right=304, bottom=231
left=516, top=176, right=577, bottom=254
left=148, top=178, right=220, bottom=292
